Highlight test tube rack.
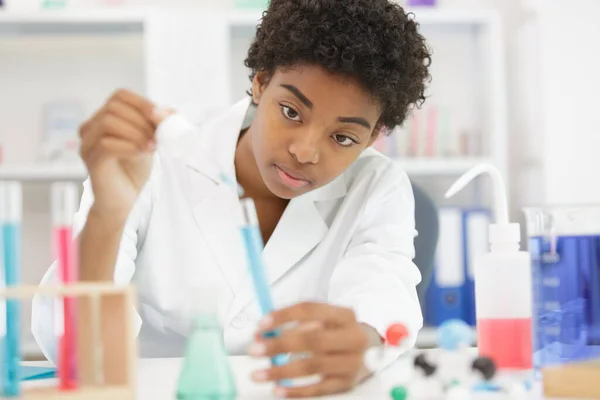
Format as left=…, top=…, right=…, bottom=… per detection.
left=543, top=359, right=600, bottom=399
left=0, top=283, right=137, bottom=399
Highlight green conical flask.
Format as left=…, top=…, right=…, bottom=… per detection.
left=176, top=288, right=237, bottom=400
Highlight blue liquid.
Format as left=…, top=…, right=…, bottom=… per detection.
left=240, top=226, right=290, bottom=368
left=1, top=224, right=21, bottom=397
left=529, top=234, right=600, bottom=370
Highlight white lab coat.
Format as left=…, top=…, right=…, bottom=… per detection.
left=31, top=98, right=422, bottom=363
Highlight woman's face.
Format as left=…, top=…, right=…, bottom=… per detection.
left=249, top=65, right=381, bottom=200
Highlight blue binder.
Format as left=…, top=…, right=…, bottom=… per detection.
left=425, top=208, right=466, bottom=326
left=462, top=209, right=491, bottom=326
left=425, top=207, right=490, bottom=327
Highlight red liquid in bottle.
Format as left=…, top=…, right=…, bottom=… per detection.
left=478, top=318, right=533, bottom=370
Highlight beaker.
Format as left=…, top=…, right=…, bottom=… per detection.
left=523, top=205, right=600, bottom=371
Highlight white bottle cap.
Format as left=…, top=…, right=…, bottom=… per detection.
left=0, top=181, right=22, bottom=224
left=445, top=163, right=520, bottom=245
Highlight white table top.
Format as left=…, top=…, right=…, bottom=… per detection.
left=27, top=355, right=581, bottom=400
left=138, top=356, right=394, bottom=399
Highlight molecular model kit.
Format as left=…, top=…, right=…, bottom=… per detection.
left=383, top=320, right=533, bottom=400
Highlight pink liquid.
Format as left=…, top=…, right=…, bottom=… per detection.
left=55, top=226, right=78, bottom=390
left=477, top=318, right=533, bottom=370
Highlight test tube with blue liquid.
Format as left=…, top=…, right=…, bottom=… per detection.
left=0, top=181, right=22, bottom=397
left=239, top=199, right=290, bottom=370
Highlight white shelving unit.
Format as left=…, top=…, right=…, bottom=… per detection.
left=0, top=8, right=507, bottom=182
left=0, top=7, right=507, bottom=357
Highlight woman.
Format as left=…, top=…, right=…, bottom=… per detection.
left=32, top=0, right=431, bottom=397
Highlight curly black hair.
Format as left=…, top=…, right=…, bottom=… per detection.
left=245, top=0, right=432, bottom=131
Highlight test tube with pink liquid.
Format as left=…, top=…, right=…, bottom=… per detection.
left=52, top=182, right=80, bottom=391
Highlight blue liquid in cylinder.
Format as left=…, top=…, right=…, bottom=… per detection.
left=529, top=234, right=600, bottom=370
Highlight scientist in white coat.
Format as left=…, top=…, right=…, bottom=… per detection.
left=32, top=0, right=432, bottom=397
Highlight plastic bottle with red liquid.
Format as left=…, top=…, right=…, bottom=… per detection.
left=445, top=164, right=533, bottom=371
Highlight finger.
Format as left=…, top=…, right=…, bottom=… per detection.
left=111, top=89, right=156, bottom=123
left=274, top=376, right=353, bottom=398
left=252, top=354, right=364, bottom=382
left=81, top=116, right=149, bottom=161
left=86, top=137, right=150, bottom=167
left=105, top=98, right=155, bottom=139
left=259, top=302, right=357, bottom=332
left=254, top=325, right=368, bottom=356
left=94, top=114, right=152, bottom=151
left=79, top=103, right=109, bottom=141
left=252, top=321, right=322, bottom=356
left=150, top=106, right=176, bottom=126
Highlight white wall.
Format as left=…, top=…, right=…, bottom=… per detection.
left=435, top=0, right=600, bottom=215
left=538, top=0, right=600, bottom=204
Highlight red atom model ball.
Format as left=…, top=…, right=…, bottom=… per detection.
left=386, top=323, right=409, bottom=346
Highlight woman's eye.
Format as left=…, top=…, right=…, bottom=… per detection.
left=282, top=105, right=302, bottom=122
left=333, top=134, right=356, bottom=147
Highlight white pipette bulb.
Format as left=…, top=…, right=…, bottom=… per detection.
left=445, top=163, right=519, bottom=245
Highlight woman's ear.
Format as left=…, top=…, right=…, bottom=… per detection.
left=251, top=70, right=271, bottom=105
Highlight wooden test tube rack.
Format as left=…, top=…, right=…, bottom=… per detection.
left=543, top=359, right=600, bottom=399
left=0, top=283, right=137, bottom=399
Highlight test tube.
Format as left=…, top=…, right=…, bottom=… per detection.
left=0, top=181, right=23, bottom=397
left=52, top=182, right=79, bottom=391
left=239, top=199, right=290, bottom=385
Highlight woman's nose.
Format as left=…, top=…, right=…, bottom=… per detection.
left=289, top=135, right=320, bottom=164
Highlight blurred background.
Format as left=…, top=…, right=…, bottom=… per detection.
left=0, top=0, right=598, bottom=359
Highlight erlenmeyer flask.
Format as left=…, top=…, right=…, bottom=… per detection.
left=176, top=288, right=237, bottom=400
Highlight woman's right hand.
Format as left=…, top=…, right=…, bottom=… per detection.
left=79, top=89, right=167, bottom=220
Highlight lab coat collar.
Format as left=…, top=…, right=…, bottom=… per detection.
left=182, top=98, right=348, bottom=321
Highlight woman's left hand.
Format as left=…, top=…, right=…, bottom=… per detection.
left=248, top=302, right=381, bottom=398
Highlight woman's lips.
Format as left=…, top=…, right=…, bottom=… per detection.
left=274, top=164, right=310, bottom=189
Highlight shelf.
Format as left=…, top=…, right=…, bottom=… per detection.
left=228, top=8, right=499, bottom=28
left=0, top=7, right=499, bottom=35
left=394, top=157, right=491, bottom=176
left=0, top=9, right=147, bottom=35
left=0, top=164, right=87, bottom=182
